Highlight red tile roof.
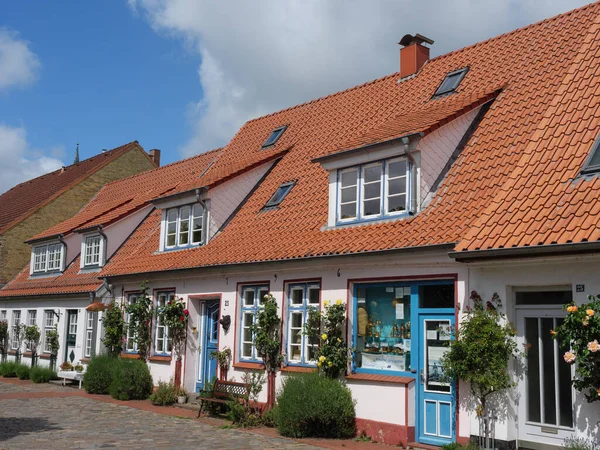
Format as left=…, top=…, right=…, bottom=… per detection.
left=0, top=141, right=154, bottom=235
left=0, top=149, right=220, bottom=297
left=100, top=3, right=600, bottom=276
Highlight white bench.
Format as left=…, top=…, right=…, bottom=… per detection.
left=57, top=370, right=84, bottom=389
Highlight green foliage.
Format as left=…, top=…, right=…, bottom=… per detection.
left=24, top=325, right=41, bottom=356
left=562, top=436, right=599, bottom=450
left=150, top=380, right=178, bottom=406
left=157, top=295, right=189, bottom=360
left=249, top=294, right=282, bottom=374
left=441, top=291, right=519, bottom=414
left=0, top=320, right=8, bottom=351
left=210, top=347, right=231, bottom=372
left=276, top=372, right=356, bottom=438
left=45, top=325, right=60, bottom=356
left=83, top=355, right=120, bottom=394
left=11, top=323, right=26, bottom=353
left=198, top=377, right=228, bottom=416
left=0, top=361, right=19, bottom=377
left=16, top=364, right=30, bottom=380
left=441, top=443, right=479, bottom=450
left=101, top=303, right=126, bottom=357
left=109, top=359, right=153, bottom=400
left=30, top=366, right=57, bottom=383
left=262, top=405, right=278, bottom=428
left=126, top=282, right=154, bottom=361
left=303, top=300, right=349, bottom=378
left=553, top=295, right=600, bottom=402
left=225, top=400, right=247, bottom=425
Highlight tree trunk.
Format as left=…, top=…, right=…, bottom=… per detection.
left=174, top=356, right=182, bottom=389
left=267, top=371, right=276, bottom=410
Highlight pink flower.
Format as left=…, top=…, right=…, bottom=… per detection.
left=180, top=316, right=185, bottom=321
left=587, top=340, right=600, bottom=353
left=564, top=351, right=576, bottom=363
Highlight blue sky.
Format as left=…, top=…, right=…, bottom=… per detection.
left=0, top=0, right=591, bottom=194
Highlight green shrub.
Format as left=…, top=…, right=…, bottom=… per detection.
left=0, top=361, right=19, bottom=378
left=262, top=405, right=278, bottom=428
left=276, top=372, right=356, bottom=438
left=83, top=355, right=120, bottom=394
left=150, top=381, right=177, bottom=406
left=562, top=437, right=599, bottom=450
left=16, top=364, right=30, bottom=380
left=441, top=443, right=479, bottom=450
left=30, top=366, right=58, bottom=383
left=109, top=359, right=153, bottom=401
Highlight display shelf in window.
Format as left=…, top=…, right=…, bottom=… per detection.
left=355, top=285, right=412, bottom=373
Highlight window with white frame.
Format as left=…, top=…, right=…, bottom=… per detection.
left=43, top=311, right=55, bottom=353
left=239, top=285, right=269, bottom=362
left=164, top=203, right=205, bottom=249
left=337, top=157, right=409, bottom=223
left=125, top=294, right=139, bottom=352
left=25, top=310, right=37, bottom=350
left=32, top=243, right=63, bottom=273
left=287, top=283, right=320, bottom=366
left=83, top=235, right=103, bottom=267
left=11, top=310, right=21, bottom=350
left=85, top=312, right=96, bottom=358
left=155, top=292, right=174, bottom=354
left=1, top=310, right=7, bottom=321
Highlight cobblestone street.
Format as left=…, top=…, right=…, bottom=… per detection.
left=0, top=380, right=319, bottom=450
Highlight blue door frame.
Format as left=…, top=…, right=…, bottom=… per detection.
left=195, top=301, right=219, bottom=392
left=416, top=311, right=455, bottom=446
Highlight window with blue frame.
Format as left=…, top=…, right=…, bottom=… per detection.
left=337, top=157, right=409, bottom=223
left=286, top=282, right=320, bottom=366
left=154, top=291, right=174, bottom=355
left=164, top=203, right=205, bottom=250
left=239, top=285, right=269, bottom=362
left=125, top=293, right=140, bottom=353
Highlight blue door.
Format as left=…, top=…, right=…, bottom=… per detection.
left=196, top=301, right=219, bottom=392
left=417, top=314, right=455, bottom=445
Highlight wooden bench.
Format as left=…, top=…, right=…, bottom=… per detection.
left=197, top=380, right=250, bottom=418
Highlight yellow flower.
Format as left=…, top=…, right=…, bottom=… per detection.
left=564, top=351, right=576, bottom=363
left=550, top=330, right=556, bottom=336
left=317, top=361, right=322, bottom=367
left=328, top=361, right=333, bottom=367
left=323, top=300, right=328, bottom=306
left=597, top=388, right=600, bottom=397
left=319, top=355, right=326, bottom=362
left=337, top=338, right=342, bottom=343
left=583, top=316, right=590, bottom=326
left=588, top=340, right=600, bottom=353
left=567, top=305, right=578, bottom=313
left=587, top=309, right=595, bottom=317
left=336, top=299, right=342, bottom=305
left=321, top=333, right=327, bottom=340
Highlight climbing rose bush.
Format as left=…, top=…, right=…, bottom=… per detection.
left=553, top=295, right=600, bottom=402
left=158, top=296, right=189, bottom=359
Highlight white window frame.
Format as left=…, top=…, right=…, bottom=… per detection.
left=0, top=310, right=6, bottom=321
left=84, top=311, right=95, bottom=358
left=11, top=310, right=21, bottom=350
left=337, top=167, right=359, bottom=222
left=154, top=292, right=174, bottom=355
left=25, top=310, right=37, bottom=351
left=43, top=310, right=55, bottom=353
left=360, top=162, right=383, bottom=219
left=384, top=157, right=409, bottom=216
left=238, top=285, right=269, bottom=362
left=286, top=283, right=320, bottom=367
left=164, top=203, right=205, bottom=250
left=31, top=242, right=64, bottom=274
left=80, top=234, right=105, bottom=268
left=125, top=294, right=139, bottom=353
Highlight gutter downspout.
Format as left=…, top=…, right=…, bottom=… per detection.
left=402, top=135, right=421, bottom=216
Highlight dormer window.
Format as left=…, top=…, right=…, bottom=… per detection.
left=337, top=157, right=409, bottom=224
left=433, top=67, right=468, bottom=97
left=164, top=203, right=205, bottom=250
left=31, top=243, right=64, bottom=274
left=262, top=126, right=287, bottom=148
left=82, top=234, right=105, bottom=268
left=264, top=181, right=295, bottom=209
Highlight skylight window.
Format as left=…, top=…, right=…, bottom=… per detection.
left=264, top=181, right=295, bottom=208
left=433, top=67, right=469, bottom=97
left=582, top=136, right=600, bottom=174
left=262, top=126, right=287, bottom=148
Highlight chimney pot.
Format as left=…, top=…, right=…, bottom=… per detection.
left=101, top=148, right=107, bottom=153
left=399, top=33, right=433, bottom=78
left=149, top=149, right=161, bottom=167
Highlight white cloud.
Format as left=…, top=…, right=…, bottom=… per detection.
left=130, top=0, right=592, bottom=156
left=0, top=124, right=64, bottom=195
left=0, top=27, right=40, bottom=90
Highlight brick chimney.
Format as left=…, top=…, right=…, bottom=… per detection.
left=149, top=149, right=161, bottom=167
left=399, top=33, right=434, bottom=78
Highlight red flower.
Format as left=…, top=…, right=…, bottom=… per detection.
left=180, top=316, right=185, bottom=321
left=184, top=309, right=189, bottom=315
left=168, top=301, right=172, bottom=305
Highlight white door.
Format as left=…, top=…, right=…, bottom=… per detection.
left=515, top=289, right=574, bottom=447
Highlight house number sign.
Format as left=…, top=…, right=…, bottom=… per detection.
left=576, top=285, right=585, bottom=293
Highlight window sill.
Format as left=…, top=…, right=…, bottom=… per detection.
left=23, top=352, right=33, bottom=357
left=280, top=366, right=316, bottom=373
left=345, top=373, right=415, bottom=384
left=149, top=355, right=172, bottom=363
left=120, top=352, right=140, bottom=359
left=233, top=361, right=264, bottom=370
left=7, top=350, right=17, bottom=355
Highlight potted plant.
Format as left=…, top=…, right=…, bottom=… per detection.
left=60, top=361, right=73, bottom=371
left=74, top=363, right=84, bottom=373
left=210, top=347, right=232, bottom=381
left=176, top=387, right=187, bottom=404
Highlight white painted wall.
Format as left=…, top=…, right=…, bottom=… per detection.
left=105, top=206, right=153, bottom=259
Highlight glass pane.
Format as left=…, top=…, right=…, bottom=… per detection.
left=307, top=346, right=317, bottom=361
left=291, top=289, right=303, bottom=305
left=341, top=169, right=358, bottom=187
left=156, top=340, right=164, bottom=353
left=192, top=229, right=203, bottom=244
left=516, top=291, right=573, bottom=305
left=363, top=199, right=380, bottom=216
left=259, top=289, right=269, bottom=304
left=425, top=320, right=451, bottom=392
left=243, top=326, right=252, bottom=342
left=556, top=318, right=573, bottom=427
left=308, top=287, right=320, bottom=305
left=167, top=221, right=176, bottom=233
left=541, top=318, right=556, bottom=425
left=525, top=318, right=541, bottom=423
left=166, top=234, right=176, bottom=247
left=242, top=343, right=252, bottom=358
left=364, top=182, right=381, bottom=200
left=363, top=164, right=382, bottom=183
left=388, top=195, right=406, bottom=213
left=193, top=204, right=203, bottom=219
left=244, top=290, right=255, bottom=306
left=291, top=313, right=302, bottom=328
left=167, top=209, right=177, bottom=222
left=419, top=284, right=454, bottom=308
left=178, top=232, right=189, bottom=246
left=388, top=177, right=406, bottom=196
left=179, top=206, right=190, bottom=221
left=290, top=329, right=301, bottom=345
left=289, top=345, right=301, bottom=361
left=388, top=160, right=406, bottom=178
left=341, top=186, right=357, bottom=203
left=340, top=202, right=356, bottom=220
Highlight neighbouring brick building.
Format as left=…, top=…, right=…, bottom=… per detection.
left=0, top=141, right=158, bottom=287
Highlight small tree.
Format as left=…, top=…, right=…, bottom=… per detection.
left=45, top=324, right=60, bottom=370
left=159, top=296, right=189, bottom=388
left=304, top=299, right=349, bottom=378
left=441, top=291, right=520, bottom=416
left=0, top=320, right=8, bottom=362
left=101, top=302, right=126, bottom=357
left=12, top=322, right=26, bottom=362
left=553, top=295, right=600, bottom=402
left=249, top=293, right=282, bottom=409
left=24, top=325, right=41, bottom=367
left=125, top=282, right=154, bottom=362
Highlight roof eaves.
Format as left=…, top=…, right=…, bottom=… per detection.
left=449, top=241, right=600, bottom=262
